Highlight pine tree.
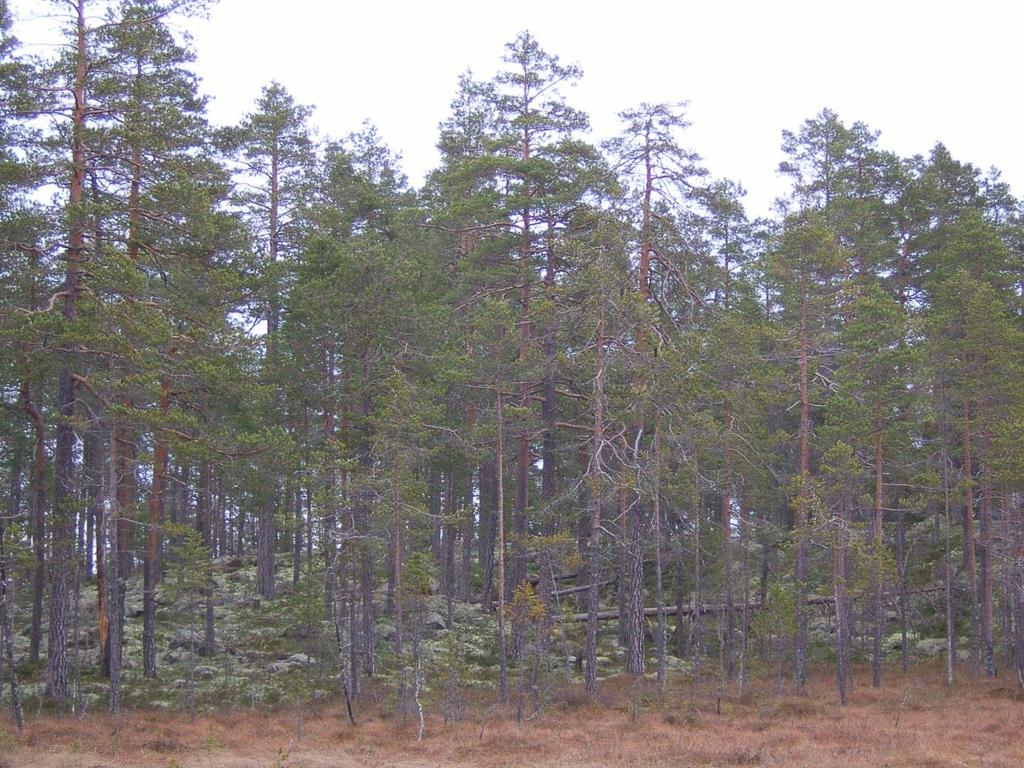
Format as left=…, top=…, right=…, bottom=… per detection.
left=606, top=101, right=706, bottom=676
left=827, top=283, right=912, bottom=687
left=221, top=82, right=315, bottom=600
left=768, top=213, right=845, bottom=692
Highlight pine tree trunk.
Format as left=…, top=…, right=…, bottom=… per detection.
left=322, top=342, right=338, bottom=619
left=96, top=425, right=109, bottom=677
left=794, top=270, right=810, bottom=694
left=653, top=421, right=666, bottom=690
left=479, top=459, right=496, bottom=609
left=107, top=437, right=124, bottom=716
left=872, top=415, right=884, bottom=688
left=585, top=315, right=605, bottom=699
left=235, top=489, right=245, bottom=557
left=692, top=467, right=703, bottom=677
left=940, top=387, right=956, bottom=686
left=538, top=213, right=558, bottom=646
left=511, top=122, right=533, bottom=615
left=584, top=488, right=602, bottom=699
left=495, top=385, right=509, bottom=705
left=20, top=381, right=45, bottom=664
left=358, top=490, right=375, bottom=677
left=393, top=464, right=406, bottom=714
left=256, top=499, right=276, bottom=599
left=1012, top=495, right=1024, bottom=690
left=978, top=415, right=995, bottom=677
left=617, top=493, right=628, bottom=650
left=739, top=489, right=751, bottom=693
left=266, top=137, right=280, bottom=348
left=198, top=461, right=216, bottom=656
left=443, top=467, right=456, bottom=629
left=721, top=410, right=735, bottom=678
left=512, top=424, right=529, bottom=611
left=143, top=379, right=170, bottom=677
left=217, top=471, right=228, bottom=559
left=48, top=304, right=78, bottom=704
left=348, top=537, right=361, bottom=700
left=85, top=471, right=94, bottom=579
left=358, top=345, right=376, bottom=676
left=113, top=413, right=135, bottom=603
left=962, top=399, right=980, bottom=676
left=834, top=476, right=850, bottom=705
left=674, top=558, right=687, bottom=658
left=626, top=492, right=645, bottom=675
left=0, top=464, right=24, bottom=728
left=461, top=462, right=475, bottom=603
left=292, top=483, right=302, bottom=588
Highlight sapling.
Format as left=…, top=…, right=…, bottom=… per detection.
left=166, top=523, right=214, bottom=720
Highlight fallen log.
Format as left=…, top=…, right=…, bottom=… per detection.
left=487, top=578, right=617, bottom=610
left=550, top=579, right=616, bottom=598
left=556, top=586, right=946, bottom=622
left=528, top=560, right=657, bottom=585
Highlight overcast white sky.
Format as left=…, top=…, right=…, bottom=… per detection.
left=12, top=0, right=1024, bottom=217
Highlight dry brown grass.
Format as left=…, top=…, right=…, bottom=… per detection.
left=5, top=663, right=1024, bottom=768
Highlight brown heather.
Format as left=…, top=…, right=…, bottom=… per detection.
left=6, top=664, right=1024, bottom=768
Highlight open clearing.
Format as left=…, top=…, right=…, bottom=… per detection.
left=5, top=665, right=1024, bottom=768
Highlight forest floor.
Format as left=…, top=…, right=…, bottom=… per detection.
left=4, top=663, right=1024, bottom=768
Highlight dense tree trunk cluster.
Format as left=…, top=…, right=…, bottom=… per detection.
left=1, top=4, right=1023, bottom=727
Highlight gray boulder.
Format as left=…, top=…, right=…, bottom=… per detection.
left=422, top=612, right=447, bottom=631
left=268, top=653, right=317, bottom=674
left=169, top=628, right=218, bottom=657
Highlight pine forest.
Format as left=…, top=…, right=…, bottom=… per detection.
left=1, top=2, right=1024, bottom=765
